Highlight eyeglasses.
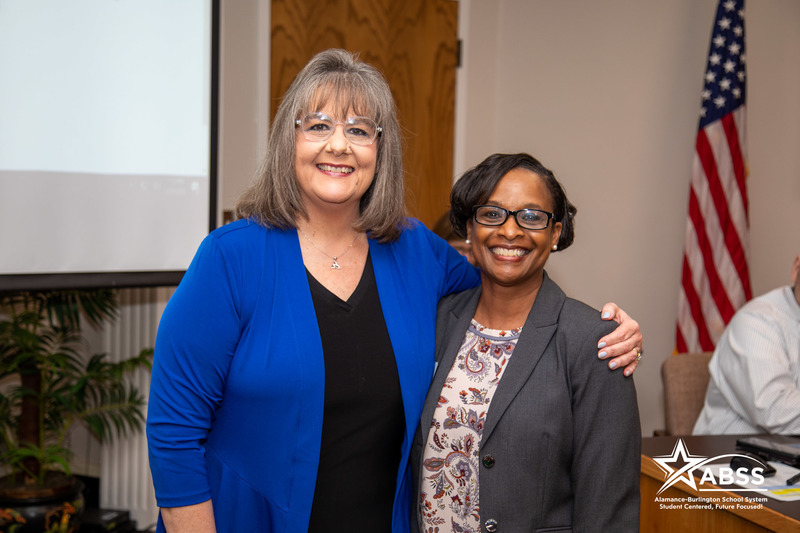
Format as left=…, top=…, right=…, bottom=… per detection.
left=295, top=112, right=382, bottom=146
left=473, top=205, right=554, bottom=230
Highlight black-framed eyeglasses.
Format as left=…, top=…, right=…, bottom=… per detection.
left=295, top=112, right=382, bottom=146
left=473, top=205, right=554, bottom=230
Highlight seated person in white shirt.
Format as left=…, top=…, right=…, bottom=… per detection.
left=694, top=253, right=800, bottom=435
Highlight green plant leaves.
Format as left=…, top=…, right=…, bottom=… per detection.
left=0, top=289, right=152, bottom=486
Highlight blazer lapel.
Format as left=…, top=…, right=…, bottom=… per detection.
left=481, top=273, right=565, bottom=444
left=417, top=288, right=481, bottom=439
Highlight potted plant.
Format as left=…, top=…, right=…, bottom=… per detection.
left=0, top=289, right=153, bottom=532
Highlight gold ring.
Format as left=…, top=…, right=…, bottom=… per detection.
left=635, top=348, right=642, bottom=361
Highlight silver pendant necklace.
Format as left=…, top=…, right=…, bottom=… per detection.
left=298, top=228, right=361, bottom=269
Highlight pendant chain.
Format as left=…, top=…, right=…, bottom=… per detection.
left=298, top=229, right=361, bottom=270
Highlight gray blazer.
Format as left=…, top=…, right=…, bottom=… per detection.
left=411, top=273, right=640, bottom=532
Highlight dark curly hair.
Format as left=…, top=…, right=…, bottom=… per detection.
left=449, top=153, right=577, bottom=251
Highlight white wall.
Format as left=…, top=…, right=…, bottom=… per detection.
left=456, top=0, right=800, bottom=436
left=217, top=0, right=270, bottom=220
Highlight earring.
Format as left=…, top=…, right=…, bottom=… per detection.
left=552, top=245, right=558, bottom=251
left=465, top=239, right=471, bottom=244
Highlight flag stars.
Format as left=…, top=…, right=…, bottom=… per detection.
left=697, top=0, right=744, bottom=125
left=681, top=1, right=746, bottom=352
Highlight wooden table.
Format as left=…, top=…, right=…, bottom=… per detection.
left=641, top=435, right=800, bottom=532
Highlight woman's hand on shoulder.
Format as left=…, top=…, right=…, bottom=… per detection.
left=597, top=302, right=643, bottom=377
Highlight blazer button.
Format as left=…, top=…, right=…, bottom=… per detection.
left=485, top=518, right=498, bottom=532
left=482, top=454, right=495, bottom=468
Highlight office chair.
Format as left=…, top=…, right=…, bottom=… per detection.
left=660, top=351, right=714, bottom=436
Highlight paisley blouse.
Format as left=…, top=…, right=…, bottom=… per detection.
left=418, top=319, right=521, bottom=533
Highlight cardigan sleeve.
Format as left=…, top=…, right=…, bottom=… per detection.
left=146, top=232, right=245, bottom=507
left=415, top=220, right=480, bottom=298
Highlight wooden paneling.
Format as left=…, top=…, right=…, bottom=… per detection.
left=271, top=0, right=458, bottom=227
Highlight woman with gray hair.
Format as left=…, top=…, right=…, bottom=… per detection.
left=146, top=49, right=642, bottom=533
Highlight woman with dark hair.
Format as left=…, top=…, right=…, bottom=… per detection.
left=413, top=153, right=641, bottom=533
left=147, top=50, right=642, bottom=533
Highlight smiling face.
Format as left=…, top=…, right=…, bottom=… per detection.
left=294, top=103, right=378, bottom=216
left=468, top=167, right=562, bottom=290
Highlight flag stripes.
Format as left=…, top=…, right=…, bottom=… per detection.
left=676, top=0, right=751, bottom=353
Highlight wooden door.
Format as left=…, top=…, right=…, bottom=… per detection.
left=271, top=0, right=459, bottom=228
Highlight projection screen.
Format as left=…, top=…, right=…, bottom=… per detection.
left=0, top=0, right=218, bottom=290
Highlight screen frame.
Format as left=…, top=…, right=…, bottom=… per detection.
left=0, top=0, right=220, bottom=292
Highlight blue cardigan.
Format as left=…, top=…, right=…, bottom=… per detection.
left=146, top=218, right=479, bottom=532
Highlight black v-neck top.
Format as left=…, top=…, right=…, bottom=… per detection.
left=306, top=253, right=404, bottom=532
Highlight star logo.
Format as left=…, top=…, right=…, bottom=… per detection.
left=652, top=439, right=770, bottom=495
left=653, top=439, right=707, bottom=494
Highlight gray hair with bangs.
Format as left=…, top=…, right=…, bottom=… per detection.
left=234, top=49, right=407, bottom=242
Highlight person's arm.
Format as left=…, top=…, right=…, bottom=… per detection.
left=716, top=306, right=800, bottom=433
left=423, top=221, right=481, bottom=296
left=597, top=302, right=643, bottom=376
left=147, top=233, right=244, bottom=520
left=569, top=318, right=641, bottom=531
left=161, top=501, right=217, bottom=533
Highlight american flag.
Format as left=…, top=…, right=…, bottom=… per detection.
left=676, top=0, right=752, bottom=354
